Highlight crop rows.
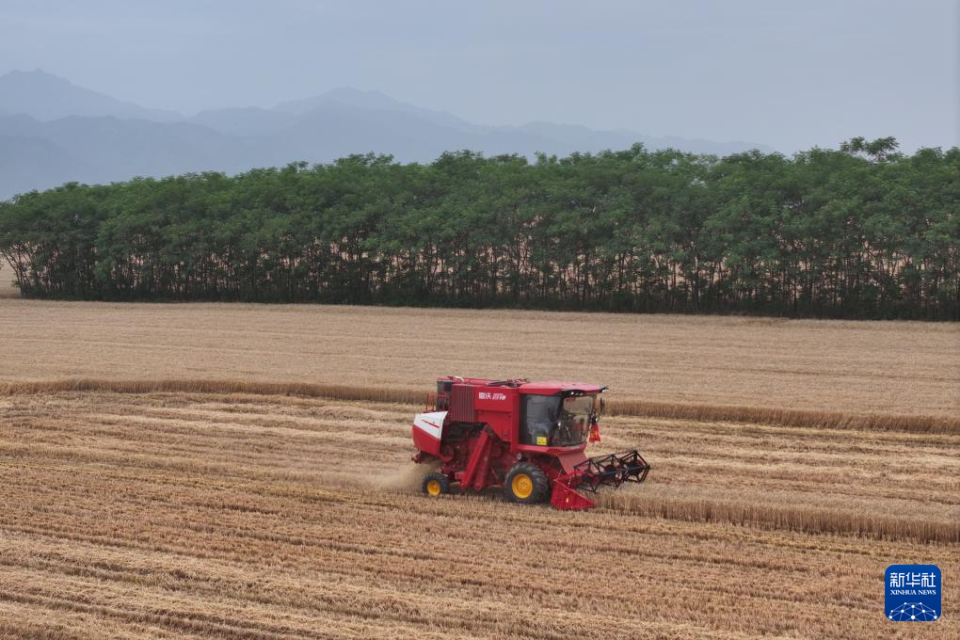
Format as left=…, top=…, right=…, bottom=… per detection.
left=0, top=390, right=956, bottom=639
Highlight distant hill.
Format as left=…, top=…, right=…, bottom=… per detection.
left=0, top=69, right=181, bottom=122
left=189, top=107, right=296, bottom=137
left=0, top=70, right=775, bottom=199
left=0, top=132, right=82, bottom=197
left=274, top=87, right=490, bottom=134
left=0, top=114, right=263, bottom=197
left=511, top=122, right=765, bottom=157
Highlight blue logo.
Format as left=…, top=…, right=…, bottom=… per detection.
left=886, top=565, right=941, bottom=622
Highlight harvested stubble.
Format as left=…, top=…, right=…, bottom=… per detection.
left=0, top=296, right=957, bottom=418
left=0, top=390, right=957, bottom=639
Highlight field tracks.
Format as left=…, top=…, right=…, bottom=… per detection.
left=2, top=377, right=957, bottom=435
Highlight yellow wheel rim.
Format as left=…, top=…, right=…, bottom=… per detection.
left=426, top=479, right=442, bottom=496
left=512, top=474, right=534, bottom=499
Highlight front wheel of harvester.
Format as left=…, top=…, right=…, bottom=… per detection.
left=421, top=472, right=451, bottom=498
left=504, top=462, right=550, bottom=505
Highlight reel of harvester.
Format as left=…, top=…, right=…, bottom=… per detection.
left=550, top=450, right=651, bottom=510
left=575, top=450, right=651, bottom=492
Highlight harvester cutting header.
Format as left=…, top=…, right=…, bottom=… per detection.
left=411, top=377, right=650, bottom=510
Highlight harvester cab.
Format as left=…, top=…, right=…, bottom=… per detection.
left=411, top=377, right=650, bottom=510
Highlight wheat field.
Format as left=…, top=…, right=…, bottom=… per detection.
left=0, top=295, right=958, bottom=638
left=0, top=296, right=957, bottom=417
left=0, top=391, right=957, bottom=639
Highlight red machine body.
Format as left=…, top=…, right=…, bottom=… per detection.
left=412, top=377, right=650, bottom=510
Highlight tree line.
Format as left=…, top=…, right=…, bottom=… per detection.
left=0, top=138, right=957, bottom=319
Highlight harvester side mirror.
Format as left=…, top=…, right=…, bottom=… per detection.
left=599, top=398, right=606, bottom=415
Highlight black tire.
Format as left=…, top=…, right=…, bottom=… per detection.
left=504, top=462, right=550, bottom=505
left=421, top=471, right=451, bottom=497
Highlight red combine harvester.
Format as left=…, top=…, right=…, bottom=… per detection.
left=411, top=377, right=650, bottom=510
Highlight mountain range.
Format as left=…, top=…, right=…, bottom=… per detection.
left=0, top=69, right=773, bottom=199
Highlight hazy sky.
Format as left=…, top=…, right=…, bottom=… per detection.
left=1, top=0, right=957, bottom=151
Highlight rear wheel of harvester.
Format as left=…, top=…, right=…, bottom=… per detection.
left=504, top=462, right=550, bottom=505
left=421, top=472, right=451, bottom=497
